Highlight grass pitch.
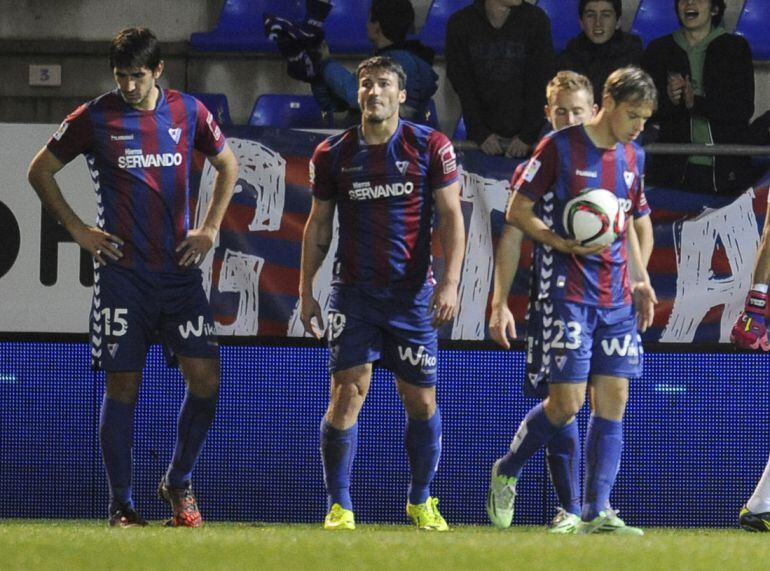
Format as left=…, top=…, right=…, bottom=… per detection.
left=1, top=521, right=769, bottom=571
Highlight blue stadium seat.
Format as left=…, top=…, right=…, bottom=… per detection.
left=190, top=0, right=370, bottom=53
left=453, top=115, right=467, bottom=141
left=191, top=0, right=304, bottom=52
left=736, top=0, right=770, bottom=61
left=249, top=94, right=330, bottom=128
left=190, top=93, right=232, bottom=126
left=536, top=0, right=581, bottom=53
left=631, top=0, right=680, bottom=47
left=419, top=0, right=469, bottom=55
left=322, top=0, right=372, bottom=53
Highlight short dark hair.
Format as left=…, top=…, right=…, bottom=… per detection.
left=603, top=66, right=658, bottom=108
left=674, top=0, right=725, bottom=27
left=579, top=0, right=622, bottom=19
left=369, top=0, right=415, bottom=43
left=109, top=27, right=161, bottom=70
left=356, top=56, right=407, bottom=90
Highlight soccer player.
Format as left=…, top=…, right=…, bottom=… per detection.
left=486, top=66, right=657, bottom=534
left=27, top=28, right=238, bottom=527
left=300, top=55, right=465, bottom=531
left=489, top=70, right=598, bottom=534
left=731, top=207, right=770, bottom=531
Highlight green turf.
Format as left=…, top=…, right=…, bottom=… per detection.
left=1, top=521, right=770, bottom=571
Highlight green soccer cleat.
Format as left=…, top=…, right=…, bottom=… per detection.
left=406, top=497, right=449, bottom=531
left=548, top=508, right=581, bottom=534
left=740, top=505, right=770, bottom=532
left=324, top=503, right=355, bottom=530
left=485, top=459, right=517, bottom=529
left=576, top=510, right=644, bottom=535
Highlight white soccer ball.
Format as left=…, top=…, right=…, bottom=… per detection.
left=562, top=188, right=625, bottom=247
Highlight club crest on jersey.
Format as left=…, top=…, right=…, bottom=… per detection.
left=522, top=158, right=541, bottom=182
left=624, top=170, right=635, bottom=189
left=395, top=160, right=409, bottom=175
left=168, top=127, right=182, bottom=144
left=107, top=343, right=119, bottom=358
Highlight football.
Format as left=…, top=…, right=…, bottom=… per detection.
left=562, top=188, right=625, bottom=247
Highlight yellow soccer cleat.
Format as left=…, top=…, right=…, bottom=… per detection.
left=324, top=503, right=355, bottom=530
left=406, top=496, right=449, bottom=531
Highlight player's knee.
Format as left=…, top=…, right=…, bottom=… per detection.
left=331, top=382, right=366, bottom=407
left=105, top=374, right=141, bottom=404
left=545, top=394, right=584, bottom=424
left=403, top=397, right=435, bottom=420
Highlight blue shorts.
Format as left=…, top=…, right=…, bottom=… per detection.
left=524, top=299, right=643, bottom=398
left=326, top=285, right=438, bottom=387
left=90, top=265, right=219, bottom=371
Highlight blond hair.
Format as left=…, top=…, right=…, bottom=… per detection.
left=546, top=70, right=594, bottom=106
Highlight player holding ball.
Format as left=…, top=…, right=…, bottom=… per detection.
left=487, top=67, right=657, bottom=535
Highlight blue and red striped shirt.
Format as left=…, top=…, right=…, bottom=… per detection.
left=310, top=120, right=458, bottom=289
left=47, top=88, right=226, bottom=273
left=512, top=124, right=650, bottom=308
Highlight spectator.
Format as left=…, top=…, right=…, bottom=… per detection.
left=445, top=0, right=554, bottom=157
left=266, top=0, right=438, bottom=125
left=557, top=0, right=643, bottom=100
left=642, top=0, right=754, bottom=194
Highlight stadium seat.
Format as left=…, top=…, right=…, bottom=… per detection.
left=248, top=94, right=330, bottom=128
left=190, top=0, right=371, bottom=53
left=190, top=93, right=232, bottom=126
left=322, top=0, right=372, bottom=53
left=453, top=115, right=467, bottom=141
left=191, top=0, right=304, bottom=52
left=631, top=0, right=680, bottom=47
left=736, top=0, right=770, bottom=61
left=419, top=0, right=469, bottom=55
left=536, top=0, right=581, bottom=53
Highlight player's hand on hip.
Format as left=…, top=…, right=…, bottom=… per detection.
left=632, top=281, right=657, bottom=332
left=73, top=225, right=124, bottom=265
left=299, top=295, right=325, bottom=339
left=430, top=280, right=459, bottom=328
left=489, top=303, right=516, bottom=349
left=177, top=227, right=216, bottom=267
left=505, top=137, right=530, bottom=159
left=480, top=134, right=504, bottom=156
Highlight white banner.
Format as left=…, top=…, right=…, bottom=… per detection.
left=0, top=124, right=95, bottom=333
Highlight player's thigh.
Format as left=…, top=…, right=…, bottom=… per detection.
left=381, top=286, right=438, bottom=388
left=91, top=265, right=157, bottom=372
left=588, top=374, right=629, bottom=420
left=158, top=272, right=219, bottom=366
left=327, top=286, right=384, bottom=375
left=395, top=377, right=436, bottom=420
left=589, top=304, right=643, bottom=380
left=177, top=355, right=220, bottom=398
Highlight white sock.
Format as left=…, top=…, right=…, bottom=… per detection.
left=747, top=452, right=770, bottom=513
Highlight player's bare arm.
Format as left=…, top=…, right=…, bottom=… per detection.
left=751, top=201, right=770, bottom=286
left=507, top=190, right=606, bottom=257
left=431, top=181, right=465, bottom=328
left=177, top=143, right=238, bottom=267
left=627, top=215, right=657, bottom=332
left=299, top=197, right=336, bottom=338
left=27, top=147, right=124, bottom=265
left=489, top=224, right=523, bottom=349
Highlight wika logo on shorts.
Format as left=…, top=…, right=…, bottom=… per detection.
left=178, top=316, right=217, bottom=339
left=397, top=345, right=436, bottom=371
left=601, top=334, right=640, bottom=363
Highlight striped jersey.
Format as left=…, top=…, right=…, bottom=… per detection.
left=310, top=120, right=459, bottom=289
left=512, top=124, right=650, bottom=308
left=47, top=88, right=226, bottom=273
